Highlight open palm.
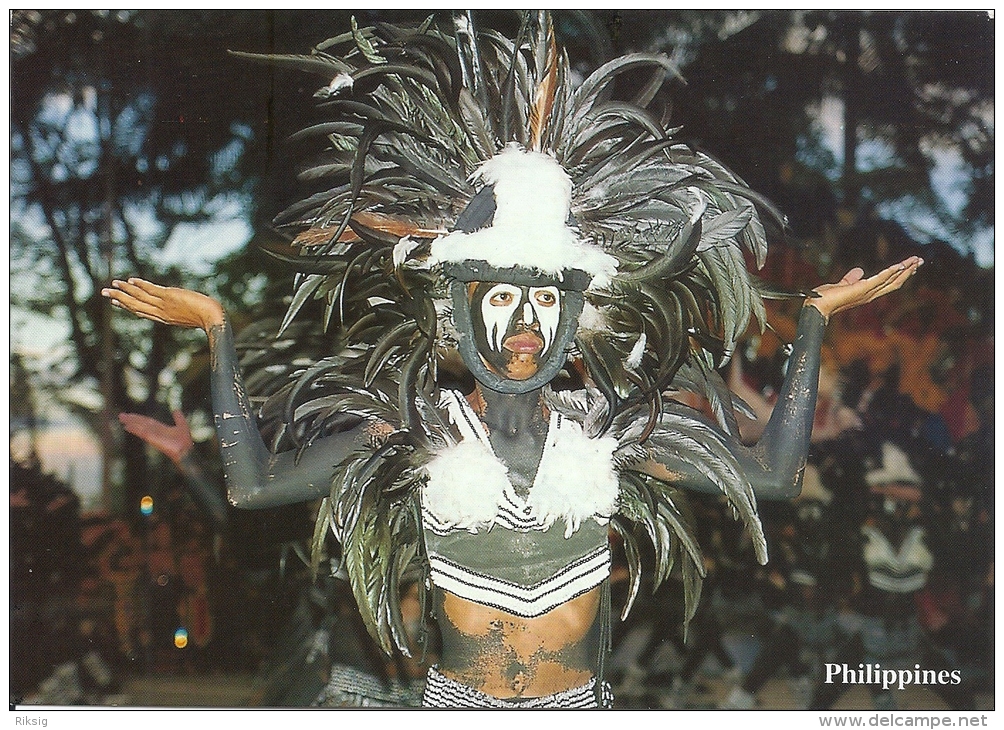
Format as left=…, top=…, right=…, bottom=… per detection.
left=808, top=256, right=923, bottom=321
left=102, top=278, right=225, bottom=332
left=119, top=410, right=194, bottom=464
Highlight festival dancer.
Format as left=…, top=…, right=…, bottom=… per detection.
left=104, top=12, right=920, bottom=707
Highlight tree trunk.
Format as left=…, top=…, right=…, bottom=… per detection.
left=99, top=137, right=119, bottom=513
left=840, top=16, right=861, bottom=211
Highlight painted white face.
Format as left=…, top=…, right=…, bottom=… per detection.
left=479, top=283, right=560, bottom=354
left=456, top=276, right=585, bottom=390
left=480, top=283, right=520, bottom=353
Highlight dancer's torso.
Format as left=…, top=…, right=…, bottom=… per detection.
left=421, top=390, right=616, bottom=698
left=434, top=584, right=602, bottom=698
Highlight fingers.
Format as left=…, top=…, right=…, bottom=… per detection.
left=841, top=256, right=922, bottom=288
left=852, top=257, right=920, bottom=290
left=872, top=266, right=916, bottom=296
left=102, top=278, right=162, bottom=305
left=863, top=257, right=922, bottom=298
left=872, top=256, right=922, bottom=282
left=125, top=277, right=169, bottom=296
left=838, top=267, right=865, bottom=286
left=838, top=257, right=923, bottom=310
left=103, top=291, right=172, bottom=325
left=102, top=280, right=154, bottom=312
left=102, top=278, right=177, bottom=325
left=172, top=410, right=189, bottom=429
left=809, top=257, right=923, bottom=320
left=118, top=278, right=164, bottom=302
left=103, top=280, right=167, bottom=316
left=118, top=412, right=160, bottom=439
left=104, top=278, right=224, bottom=331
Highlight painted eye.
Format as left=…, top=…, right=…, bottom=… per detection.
left=534, top=290, right=557, bottom=307
left=489, top=290, right=514, bottom=306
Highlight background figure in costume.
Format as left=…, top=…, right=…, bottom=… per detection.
left=103, top=12, right=921, bottom=707
left=808, top=442, right=974, bottom=711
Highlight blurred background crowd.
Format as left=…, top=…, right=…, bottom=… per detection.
left=10, top=10, right=992, bottom=709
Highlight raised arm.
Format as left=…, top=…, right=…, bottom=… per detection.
left=644, top=258, right=922, bottom=500
left=103, top=278, right=371, bottom=509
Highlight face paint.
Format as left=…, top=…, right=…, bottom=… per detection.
left=481, top=283, right=521, bottom=353
left=529, top=287, right=560, bottom=353
left=471, top=282, right=562, bottom=381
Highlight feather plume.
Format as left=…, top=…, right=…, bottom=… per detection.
left=528, top=12, right=559, bottom=152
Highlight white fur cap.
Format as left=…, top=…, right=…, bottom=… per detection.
left=429, top=144, right=617, bottom=288
left=866, top=441, right=921, bottom=486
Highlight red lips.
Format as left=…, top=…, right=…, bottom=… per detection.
left=503, top=332, right=544, bottom=354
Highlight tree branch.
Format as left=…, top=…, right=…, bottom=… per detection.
left=18, top=119, right=100, bottom=377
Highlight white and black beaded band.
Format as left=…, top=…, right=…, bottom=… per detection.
left=426, top=545, right=610, bottom=618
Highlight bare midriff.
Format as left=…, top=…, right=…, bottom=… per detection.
left=436, top=585, right=601, bottom=699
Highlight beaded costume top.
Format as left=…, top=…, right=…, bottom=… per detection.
left=422, top=390, right=616, bottom=617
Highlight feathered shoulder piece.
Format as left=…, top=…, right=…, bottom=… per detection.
left=233, top=10, right=799, bottom=649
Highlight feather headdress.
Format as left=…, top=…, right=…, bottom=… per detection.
left=234, top=10, right=796, bottom=655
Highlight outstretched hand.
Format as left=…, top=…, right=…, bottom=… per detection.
left=119, top=410, right=194, bottom=464
left=101, top=278, right=225, bottom=332
left=807, top=256, right=923, bottom=322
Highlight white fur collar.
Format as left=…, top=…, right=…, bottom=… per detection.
left=422, top=393, right=619, bottom=537
left=423, top=438, right=510, bottom=533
